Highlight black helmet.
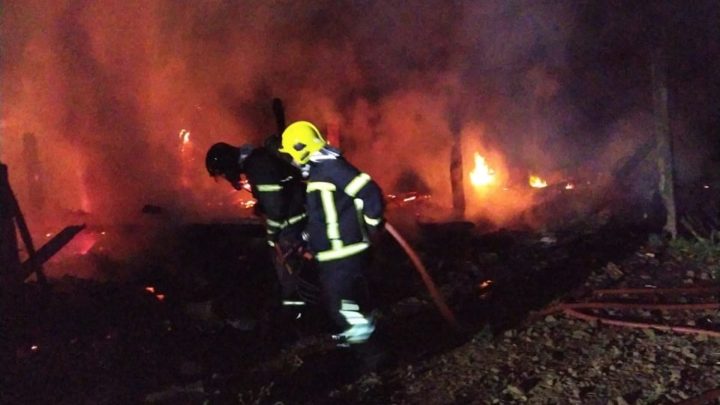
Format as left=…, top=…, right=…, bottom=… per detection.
left=205, top=142, right=239, bottom=177
left=206, top=142, right=254, bottom=190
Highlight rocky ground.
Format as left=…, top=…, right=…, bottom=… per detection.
left=4, top=209, right=720, bottom=404
left=329, top=240, right=720, bottom=405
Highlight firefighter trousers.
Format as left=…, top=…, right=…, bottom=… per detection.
left=317, top=251, right=373, bottom=336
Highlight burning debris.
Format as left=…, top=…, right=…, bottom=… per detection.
left=1, top=162, right=86, bottom=284
left=469, top=152, right=497, bottom=187
left=528, top=175, right=548, bottom=188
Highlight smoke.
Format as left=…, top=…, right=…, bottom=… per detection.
left=1, top=0, right=717, bottom=235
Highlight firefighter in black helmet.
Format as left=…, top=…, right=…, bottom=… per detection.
left=205, top=140, right=313, bottom=313
left=279, top=121, right=385, bottom=348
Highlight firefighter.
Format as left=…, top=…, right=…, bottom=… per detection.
left=279, top=121, right=385, bottom=348
left=205, top=140, right=314, bottom=316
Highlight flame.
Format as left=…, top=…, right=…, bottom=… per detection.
left=529, top=175, right=548, bottom=188
left=565, top=183, right=575, bottom=190
left=470, top=153, right=496, bottom=187
left=178, top=129, right=191, bottom=145
left=178, top=129, right=193, bottom=187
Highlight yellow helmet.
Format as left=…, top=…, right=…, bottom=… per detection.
left=279, top=121, right=327, bottom=164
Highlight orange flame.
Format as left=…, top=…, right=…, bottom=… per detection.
left=470, top=153, right=496, bottom=187
left=529, top=175, right=548, bottom=188
left=178, top=129, right=193, bottom=187
left=179, top=129, right=191, bottom=145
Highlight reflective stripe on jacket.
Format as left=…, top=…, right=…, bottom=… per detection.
left=243, top=147, right=307, bottom=243
left=305, top=155, right=384, bottom=262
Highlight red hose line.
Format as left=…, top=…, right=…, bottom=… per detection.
left=675, top=388, right=720, bottom=405
left=593, top=286, right=720, bottom=296
left=563, top=308, right=720, bottom=338
left=549, top=302, right=720, bottom=312
left=385, top=222, right=460, bottom=330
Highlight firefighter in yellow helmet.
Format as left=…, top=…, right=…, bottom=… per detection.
left=280, top=121, right=385, bottom=349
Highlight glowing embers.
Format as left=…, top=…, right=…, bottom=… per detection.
left=529, top=175, right=548, bottom=189
left=237, top=199, right=256, bottom=209
left=478, top=279, right=494, bottom=300
left=469, top=152, right=496, bottom=187
left=145, top=285, right=166, bottom=302
left=386, top=192, right=432, bottom=208
left=231, top=179, right=256, bottom=209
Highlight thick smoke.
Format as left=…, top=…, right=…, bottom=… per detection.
left=1, top=0, right=717, bottom=234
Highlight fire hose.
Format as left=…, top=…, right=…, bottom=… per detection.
left=539, top=287, right=720, bottom=338
left=275, top=222, right=460, bottom=330
left=385, top=222, right=461, bottom=331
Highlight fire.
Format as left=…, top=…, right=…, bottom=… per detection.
left=178, top=129, right=193, bottom=187
left=469, top=153, right=496, bottom=187
left=529, top=175, right=548, bottom=188
left=178, top=129, right=191, bottom=145
left=240, top=199, right=256, bottom=209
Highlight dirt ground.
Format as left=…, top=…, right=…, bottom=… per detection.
left=3, top=203, right=720, bottom=404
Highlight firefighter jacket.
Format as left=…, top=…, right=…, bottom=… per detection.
left=243, top=147, right=307, bottom=246
left=304, top=151, right=385, bottom=262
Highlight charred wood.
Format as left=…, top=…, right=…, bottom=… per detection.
left=21, top=225, right=86, bottom=280
left=0, top=163, right=45, bottom=284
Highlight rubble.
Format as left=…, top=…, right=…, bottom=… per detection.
left=4, top=212, right=720, bottom=404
